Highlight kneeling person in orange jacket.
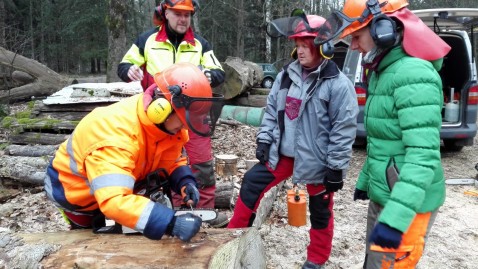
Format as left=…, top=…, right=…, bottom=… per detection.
left=44, top=62, right=224, bottom=241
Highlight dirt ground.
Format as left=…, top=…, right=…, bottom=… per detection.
left=1, top=120, right=478, bottom=269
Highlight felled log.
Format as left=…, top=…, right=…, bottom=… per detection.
left=8, top=132, right=69, bottom=145
left=0, top=156, right=49, bottom=185
left=4, top=144, right=58, bottom=157
left=216, top=57, right=264, bottom=100
left=0, top=46, right=75, bottom=103
left=14, top=228, right=265, bottom=269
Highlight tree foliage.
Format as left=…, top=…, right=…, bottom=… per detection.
left=1, top=0, right=477, bottom=78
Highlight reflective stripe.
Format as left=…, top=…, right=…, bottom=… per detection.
left=66, top=134, right=88, bottom=181
left=91, top=174, right=135, bottom=192
left=136, top=200, right=155, bottom=232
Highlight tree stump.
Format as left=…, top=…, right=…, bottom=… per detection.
left=215, top=154, right=239, bottom=177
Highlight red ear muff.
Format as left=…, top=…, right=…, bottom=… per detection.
left=154, top=2, right=167, bottom=25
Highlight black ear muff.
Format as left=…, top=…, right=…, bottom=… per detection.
left=192, top=0, right=199, bottom=15
left=147, top=98, right=173, bottom=124
left=369, top=14, right=397, bottom=48
left=320, top=41, right=335, bottom=59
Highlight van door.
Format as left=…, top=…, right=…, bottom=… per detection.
left=413, top=8, right=478, bottom=151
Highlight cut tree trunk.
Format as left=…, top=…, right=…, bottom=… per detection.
left=0, top=46, right=75, bottom=103
left=15, top=228, right=265, bottom=269
left=216, top=57, right=264, bottom=100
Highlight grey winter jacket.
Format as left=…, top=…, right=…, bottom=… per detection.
left=257, top=59, right=358, bottom=184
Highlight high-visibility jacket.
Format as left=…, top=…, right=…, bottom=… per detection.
left=44, top=94, right=195, bottom=240
left=117, top=25, right=225, bottom=89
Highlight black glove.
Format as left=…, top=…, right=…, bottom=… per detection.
left=255, top=142, right=271, bottom=165
left=324, top=168, right=343, bottom=193
left=353, top=188, right=369, bottom=201
left=181, top=183, right=200, bottom=207
left=168, top=213, right=202, bottom=242
left=369, top=222, right=403, bottom=249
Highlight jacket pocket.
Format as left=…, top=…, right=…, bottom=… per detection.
left=386, top=158, right=400, bottom=190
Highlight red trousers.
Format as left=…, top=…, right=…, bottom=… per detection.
left=228, top=156, right=334, bottom=264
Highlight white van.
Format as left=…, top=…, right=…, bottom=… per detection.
left=343, top=8, right=478, bottom=151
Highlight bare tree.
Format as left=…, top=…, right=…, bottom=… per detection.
left=106, top=0, right=129, bottom=82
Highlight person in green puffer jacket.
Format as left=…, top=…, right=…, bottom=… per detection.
left=316, top=0, right=451, bottom=268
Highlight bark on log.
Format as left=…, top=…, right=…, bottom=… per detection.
left=215, top=57, right=264, bottom=100
left=214, top=181, right=233, bottom=209
left=12, top=70, right=35, bottom=84
left=8, top=132, right=69, bottom=145
left=0, top=156, right=49, bottom=185
left=231, top=94, right=268, bottom=107
left=15, top=228, right=265, bottom=269
left=4, top=144, right=58, bottom=157
left=0, top=46, right=75, bottom=103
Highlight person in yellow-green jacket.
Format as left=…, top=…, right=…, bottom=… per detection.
left=44, top=63, right=224, bottom=241
left=117, top=0, right=227, bottom=227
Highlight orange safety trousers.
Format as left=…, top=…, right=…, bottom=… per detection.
left=365, top=202, right=437, bottom=269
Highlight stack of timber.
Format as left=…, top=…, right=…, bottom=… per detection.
left=0, top=82, right=143, bottom=187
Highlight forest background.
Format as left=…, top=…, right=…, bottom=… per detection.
left=1, top=0, right=477, bottom=85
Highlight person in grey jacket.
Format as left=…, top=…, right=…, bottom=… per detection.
left=227, top=14, right=358, bottom=269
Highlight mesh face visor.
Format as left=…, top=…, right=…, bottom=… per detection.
left=313, top=11, right=358, bottom=46
left=266, top=16, right=320, bottom=38
left=178, top=93, right=224, bottom=137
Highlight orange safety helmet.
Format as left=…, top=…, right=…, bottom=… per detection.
left=288, top=15, right=326, bottom=39
left=153, top=62, right=224, bottom=137
left=341, top=0, right=408, bottom=38
left=153, top=0, right=198, bottom=26
left=165, top=0, right=196, bottom=12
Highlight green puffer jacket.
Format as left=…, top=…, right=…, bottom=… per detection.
left=357, top=45, right=446, bottom=233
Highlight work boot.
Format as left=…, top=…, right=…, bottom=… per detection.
left=205, top=212, right=229, bottom=228
left=302, top=260, right=324, bottom=269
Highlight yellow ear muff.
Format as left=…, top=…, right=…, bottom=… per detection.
left=147, top=98, right=173, bottom=124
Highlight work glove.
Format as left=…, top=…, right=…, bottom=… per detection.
left=181, top=183, right=200, bottom=207
left=169, top=213, right=202, bottom=242
left=324, top=168, right=343, bottom=193
left=353, top=188, right=369, bottom=201
left=369, top=222, right=403, bottom=249
left=142, top=83, right=156, bottom=111
left=255, top=142, right=271, bottom=165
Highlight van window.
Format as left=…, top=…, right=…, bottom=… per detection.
left=343, top=49, right=362, bottom=83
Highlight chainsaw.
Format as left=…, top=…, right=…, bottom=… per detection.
left=120, top=207, right=217, bottom=234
